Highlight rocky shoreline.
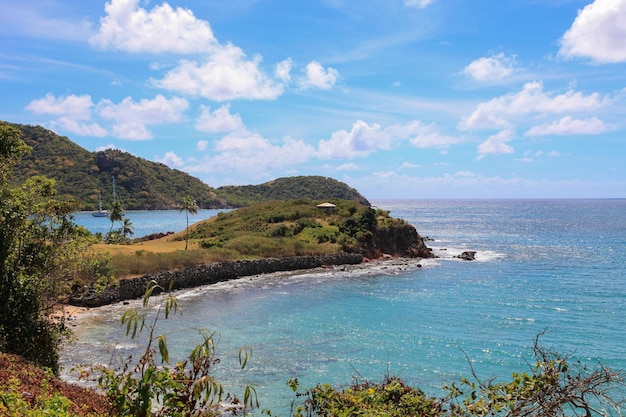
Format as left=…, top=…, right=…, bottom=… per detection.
left=69, top=253, right=364, bottom=308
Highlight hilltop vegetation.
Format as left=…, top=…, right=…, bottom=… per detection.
left=9, top=122, right=370, bottom=210
left=180, top=199, right=428, bottom=259
left=216, top=176, right=370, bottom=207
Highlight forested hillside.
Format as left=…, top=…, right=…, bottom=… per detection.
left=9, top=122, right=371, bottom=210
left=10, top=123, right=226, bottom=210
left=216, top=176, right=371, bottom=207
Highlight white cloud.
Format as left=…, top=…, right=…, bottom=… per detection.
left=477, top=129, right=515, bottom=159
left=299, top=61, right=339, bottom=90
left=90, top=0, right=216, bottom=53
left=150, top=44, right=285, bottom=101
left=404, top=122, right=462, bottom=149
left=95, top=144, right=118, bottom=152
left=25, top=93, right=108, bottom=137
left=559, top=0, right=626, bottom=63
left=26, top=93, right=94, bottom=120
left=196, top=140, right=208, bottom=151
left=318, top=120, right=460, bottom=159
left=196, top=104, right=244, bottom=133
left=525, top=116, right=608, bottom=136
left=156, top=151, right=184, bottom=167
left=404, top=0, right=435, bottom=8
left=463, top=53, right=516, bottom=81
left=460, top=81, right=608, bottom=130
left=275, top=58, right=293, bottom=82
left=337, top=163, right=361, bottom=171
left=97, top=94, right=189, bottom=140
left=187, top=131, right=316, bottom=175
left=548, top=150, right=562, bottom=157
left=50, top=117, right=108, bottom=137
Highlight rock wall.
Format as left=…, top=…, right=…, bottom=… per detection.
left=70, top=253, right=363, bottom=308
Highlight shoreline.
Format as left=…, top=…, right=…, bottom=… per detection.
left=64, top=256, right=432, bottom=320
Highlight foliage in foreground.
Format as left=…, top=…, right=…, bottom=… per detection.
left=287, top=333, right=625, bottom=417
left=88, top=281, right=258, bottom=416
left=0, top=352, right=110, bottom=416
left=0, top=122, right=113, bottom=373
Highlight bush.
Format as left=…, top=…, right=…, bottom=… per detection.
left=91, top=282, right=258, bottom=417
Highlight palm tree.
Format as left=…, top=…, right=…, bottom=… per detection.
left=121, top=218, right=134, bottom=241
left=180, top=196, right=198, bottom=250
left=108, top=201, right=125, bottom=233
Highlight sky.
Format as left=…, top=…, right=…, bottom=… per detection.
left=1, top=0, right=625, bottom=199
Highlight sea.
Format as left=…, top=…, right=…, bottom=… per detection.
left=61, top=199, right=626, bottom=415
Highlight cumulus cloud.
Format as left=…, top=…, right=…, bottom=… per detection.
left=464, top=53, right=516, bottom=81
left=26, top=93, right=94, bottom=120
left=525, top=116, right=608, bottom=136
left=25, top=93, right=108, bottom=137
left=318, top=120, right=460, bottom=159
left=150, top=44, right=285, bottom=101
left=460, top=81, right=608, bottom=130
left=477, top=129, right=515, bottom=160
left=186, top=131, right=316, bottom=175
left=299, top=61, right=339, bottom=90
left=50, top=118, right=108, bottom=137
left=196, top=104, right=244, bottom=133
left=404, top=0, right=435, bottom=8
left=90, top=0, right=216, bottom=53
left=559, top=0, right=626, bottom=63
left=97, top=94, right=189, bottom=140
left=156, top=151, right=184, bottom=167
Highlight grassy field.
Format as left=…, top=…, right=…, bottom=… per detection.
left=97, top=199, right=384, bottom=279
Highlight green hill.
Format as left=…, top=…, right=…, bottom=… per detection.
left=215, top=176, right=370, bottom=207
left=8, top=122, right=370, bottom=210
left=181, top=199, right=431, bottom=259
left=10, top=123, right=226, bottom=210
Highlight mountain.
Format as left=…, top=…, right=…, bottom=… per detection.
left=216, top=176, right=371, bottom=207
left=10, top=123, right=226, bottom=210
left=8, top=123, right=370, bottom=210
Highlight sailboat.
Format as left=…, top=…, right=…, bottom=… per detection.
left=91, top=189, right=109, bottom=217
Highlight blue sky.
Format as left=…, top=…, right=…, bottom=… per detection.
left=1, top=0, right=625, bottom=198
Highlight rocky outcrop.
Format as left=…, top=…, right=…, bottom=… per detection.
left=363, top=222, right=435, bottom=260
left=456, top=251, right=476, bottom=261
left=69, top=254, right=363, bottom=308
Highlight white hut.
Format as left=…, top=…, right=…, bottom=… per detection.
left=316, top=202, right=336, bottom=212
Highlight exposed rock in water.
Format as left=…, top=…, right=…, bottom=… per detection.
left=456, top=251, right=476, bottom=261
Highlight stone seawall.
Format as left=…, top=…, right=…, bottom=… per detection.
left=69, top=253, right=363, bottom=308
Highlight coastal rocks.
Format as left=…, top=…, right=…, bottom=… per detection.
left=456, top=251, right=476, bottom=261
left=69, top=253, right=363, bottom=308
left=365, top=222, right=435, bottom=260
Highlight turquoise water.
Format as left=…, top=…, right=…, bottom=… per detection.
left=62, top=199, right=626, bottom=414
left=72, top=209, right=227, bottom=238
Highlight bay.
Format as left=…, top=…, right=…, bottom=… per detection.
left=72, top=209, right=228, bottom=238
left=63, top=199, right=626, bottom=415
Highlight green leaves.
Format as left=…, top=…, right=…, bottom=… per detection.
left=96, top=281, right=260, bottom=416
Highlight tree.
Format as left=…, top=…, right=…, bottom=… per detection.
left=0, top=121, right=109, bottom=373
left=108, top=201, right=125, bottom=233
left=121, top=218, right=134, bottom=241
left=179, top=196, right=198, bottom=250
